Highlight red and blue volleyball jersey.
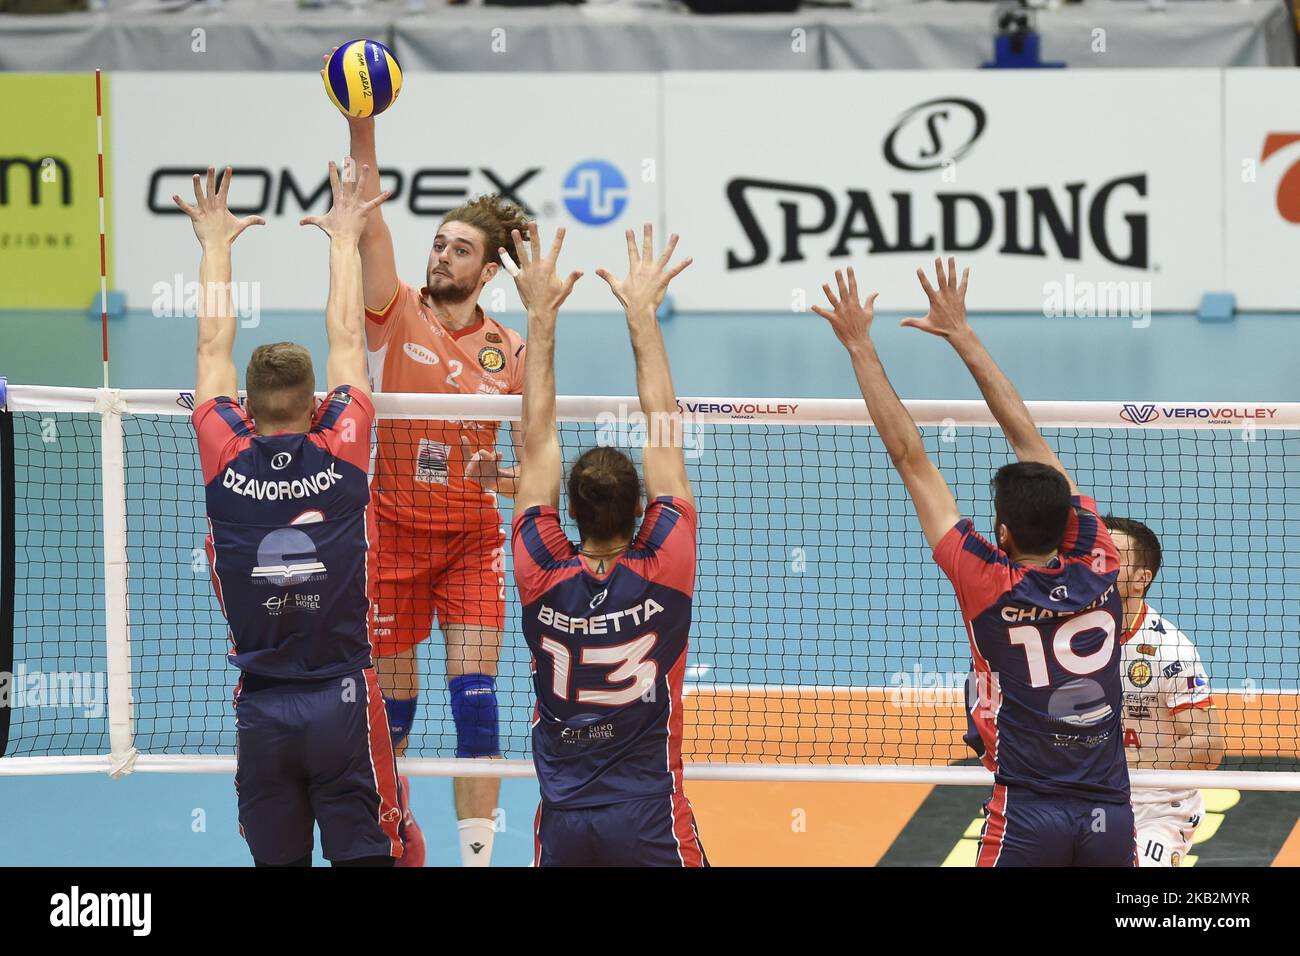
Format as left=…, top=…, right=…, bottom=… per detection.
left=934, top=494, right=1130, bottom=802
left=512, top=496, right=697, bottom=809
left=193, top=387, right=375, bottom=680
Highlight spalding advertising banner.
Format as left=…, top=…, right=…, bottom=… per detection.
left=110, top=72, right=659, bottom=313
left=662, top=71, right=1222, bottom=314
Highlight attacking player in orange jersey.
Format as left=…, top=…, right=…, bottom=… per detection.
left=330, top=77, right=526, bottom=868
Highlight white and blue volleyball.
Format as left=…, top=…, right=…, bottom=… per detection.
left=324, top=39, right=403, bottom=119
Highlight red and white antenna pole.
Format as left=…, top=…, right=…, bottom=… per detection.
left=95, top=68, right=110, bottom=388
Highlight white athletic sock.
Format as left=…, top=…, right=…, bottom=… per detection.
left=458, top=818, right=495, bottom=867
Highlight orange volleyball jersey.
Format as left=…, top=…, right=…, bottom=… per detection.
left=366, top=282, right=525, bottom=530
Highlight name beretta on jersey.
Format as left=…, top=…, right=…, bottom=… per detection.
left=537, top=598, right=665, bottom=635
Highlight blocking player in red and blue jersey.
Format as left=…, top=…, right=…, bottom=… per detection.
left=814, top=258, right=1135, bottom=867
left=181, top=162, right=403, bottom=866
left=505, top=222, right=707, bottom=866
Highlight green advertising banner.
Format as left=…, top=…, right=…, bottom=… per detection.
left=0, top=73, right=112, bottom=310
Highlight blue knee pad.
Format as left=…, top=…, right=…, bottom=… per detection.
left=449, top=674, right=500, bottom=758
left=384, top=696, right=419, bottom=751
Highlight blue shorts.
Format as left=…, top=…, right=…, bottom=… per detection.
left=234, top=668, right=403, bottom=864
left=977, top=784, right=1136, bottom=867
left=534, top=793, right=709, bottom=867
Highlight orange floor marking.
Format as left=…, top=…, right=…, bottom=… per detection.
left=680, top=688, right=1298, bottom=866
left=685, top=780, right=933, bottom=866
left=1271, top=816, right=1300, bottom=867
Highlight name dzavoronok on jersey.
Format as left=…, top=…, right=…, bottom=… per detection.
left=222, top=463, right=343, bottom=501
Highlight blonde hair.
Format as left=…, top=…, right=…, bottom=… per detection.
left=246, top=342, right=314, bottom=428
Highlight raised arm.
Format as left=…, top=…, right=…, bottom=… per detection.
left=323, top=52, right=400, bottom=314
left=299, top=161, right=392, bottom=397
left=813, top=267, right=959, bottom=549
left=903, top=257, right=1079, bottom=495
left=595, top=225, right=694, bottom=506
left=172, top=167, right=265, bottom=407
left=501, top=222, right=582, bottom=516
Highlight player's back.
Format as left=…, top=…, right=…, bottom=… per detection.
left=512, top=496, right=697, bottom=808
left=936, top=494, right=1130, bottom=803
left=193, top=387, right=375, bottom=680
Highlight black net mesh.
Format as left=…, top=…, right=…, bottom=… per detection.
left=3, top=406, right=1298, bottom=774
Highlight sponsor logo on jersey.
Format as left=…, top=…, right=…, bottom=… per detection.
left=537, top=597, right=664, bottom=635
left=271, top=452, right=292, bottom=471
left=1123, top=692, right=1151, bottom=719
left=415, top=438, right=450, bottom=485
left=251, top=528, right=328, bottom=587
left=1136, top=643, right=1157, bottom=656
left=560, top=722, right=616, bottom=744
left=1127, top=659, right=1153, bottom=687
left=403, top=342, right=439, bottom=365
left=262, top=593, right=322, bottom=616
left=222, top=463, right=342, bottom=501
left=1049, top=585, right=1068, bottom=602
left=1170, top=851, right=1181, bottom=867
left=1162, top=660, right=1184, bottom=678
left=589, top=589, right=608, bottom=610
left=478, top=346, right=506, bottom=373
left=1048, top=677, right=1113, bottom=729
left=485, top=331, right=502, bottom=343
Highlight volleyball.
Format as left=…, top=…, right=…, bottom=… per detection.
left=323, top=39, right=403, bottom=119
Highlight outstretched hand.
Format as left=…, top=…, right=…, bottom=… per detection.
left=500, top=221, right=583, bottom=317
left=299, top=160, right=390, bottom=241
left=595, top=224, right=692, bottom=316
left=811, top=266, right=879, bottom=351
left=901, top=256, right=971, bottom=339
left=171, top=167, right=265, bottom=249
left=460, top=435, right=516, bottom=493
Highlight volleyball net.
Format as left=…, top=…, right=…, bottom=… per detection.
left=1, top=384, right=1297, bottom=791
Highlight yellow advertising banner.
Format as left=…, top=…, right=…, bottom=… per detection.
left=0, top=73, right=112, bottom=309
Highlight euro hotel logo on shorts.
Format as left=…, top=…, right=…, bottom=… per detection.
left=1120, top=404, right=1279, bottom=425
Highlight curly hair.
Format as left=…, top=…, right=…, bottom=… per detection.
left=441, top=194, right=531, bottom=269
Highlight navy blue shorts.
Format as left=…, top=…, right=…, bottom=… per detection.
left=534, top=793, right=708, bottom=867
left=234, top=668, right=403, bottom=865
left=977, top=784, right=1137, bottom=867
